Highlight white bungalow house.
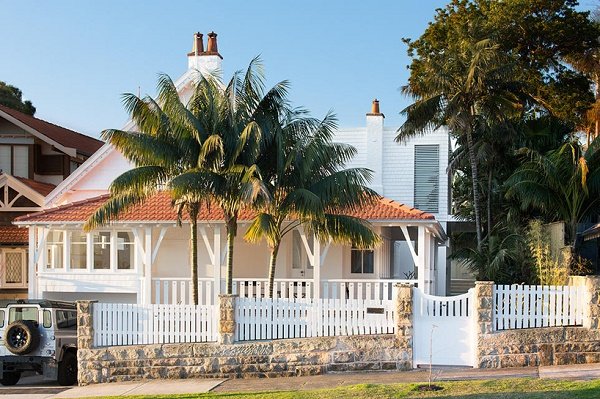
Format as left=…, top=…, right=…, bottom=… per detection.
left=13, top=32, right=456, bottom=304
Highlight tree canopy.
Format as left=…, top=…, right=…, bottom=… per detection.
left=0, top=81, right=35, bottom=115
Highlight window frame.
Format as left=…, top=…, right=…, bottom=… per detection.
left=350, top=246, right=375, bottom=274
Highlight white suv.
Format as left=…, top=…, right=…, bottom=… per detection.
left=0, top=300, right=77, bottom=386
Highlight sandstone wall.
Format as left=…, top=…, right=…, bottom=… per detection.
left=78, top=334, right=411, bottom=384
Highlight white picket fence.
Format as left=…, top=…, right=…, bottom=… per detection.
left=93, top=303, right=218, bottom=347
left=235, top=296, right=395, bottom=341
left=152, top=278, right=215, bottom=305
left=494, top=284, right=585, bottom=330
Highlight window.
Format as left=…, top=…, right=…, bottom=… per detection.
left=292, top=230, right=313, bottom=271
left=56, top=310, right=77, bottom=329
left=0, top=310, right=5, bottom=328
left=42, top=310, right=52, bottom=328
left=0, top=145, right=29, bottom=178
left=9, top=307, right=38, bottom=323
left=414, top=145, right=439, bottom=213
left=93, top=232, right=111, bottom=269
left=70, top=231, right=87, bottom=269
left=351, top=247, right=374, bottom=274
left=46, top=231, right=64, bottom=269
left=116, top=232, right=134, bottom=270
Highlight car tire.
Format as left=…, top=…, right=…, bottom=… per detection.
left=57, top=351, right=77, bottom=386
left=4, top=320, right=40, bottom=355
left=0, top=371, right=21, bottom=386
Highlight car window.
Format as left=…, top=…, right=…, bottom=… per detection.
left=8, top=307, right=38, bottom=323
left=56, top=310, right=77, bottom=329
left=0, top=310, right=4, bottom=328
left=43, top=310, right=52, bottom=328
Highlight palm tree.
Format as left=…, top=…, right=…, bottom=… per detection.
left=506, top=138, right=600, bottom=251
left=169, top=58, right=288, bottom=295
left=244, top=110, right=380, bottom=298
left=397, top=38, right=520, bottom=250
left=84, top=74, right=219, bottom=305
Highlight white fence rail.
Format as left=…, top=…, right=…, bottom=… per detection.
left=152, top=277, right=415, bottom=304
left=493, top=284, right=585, bottom=331
left=93, top=303, right=218, bottom=347
left=235, top=296, right=395, bottom=341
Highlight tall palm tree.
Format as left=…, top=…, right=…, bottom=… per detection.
left=244, top=110, right=380, bottom=298
left=84, top=74, right=219, bottom=305
left=169, top=58, right=288, bottom=295
left=397, top=38, right=520, bottom=250
left=506, top=138, right=600, bottom=251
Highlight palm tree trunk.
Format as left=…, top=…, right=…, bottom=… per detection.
left=267, top=243, right=280, bottom=298
left=225, top=219, right=236, bottom=295
left=466, top=129, right=483, bottom=250
left=487, top=170, right=492, bottom=238
left=189, top=204, right=199, bottom=305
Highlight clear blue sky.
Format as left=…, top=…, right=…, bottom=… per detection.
left=0, top=0, right=596, bottom=138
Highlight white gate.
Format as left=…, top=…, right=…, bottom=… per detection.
left=413, top=288, right=475, bottom=367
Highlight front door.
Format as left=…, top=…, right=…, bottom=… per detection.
left=291, top=230, right=313, bottom=279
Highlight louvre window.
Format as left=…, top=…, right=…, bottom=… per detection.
left=414, top=145, right=439, bottom=212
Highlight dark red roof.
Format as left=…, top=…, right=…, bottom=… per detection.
left=0, top=226, right=28, bottom=244
left=0, top=104, right=103, bottom=157
left=15, top=177, right=56, bottom=196
left=14, top=192, right=435, bottom=224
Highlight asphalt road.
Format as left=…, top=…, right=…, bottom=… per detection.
left=0, top=374, right=71, bottom=399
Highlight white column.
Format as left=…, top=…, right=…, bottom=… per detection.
left=213, top=226, right=222, bottom=304
left=143, top=227, right=152, bottom=305
left=312, top=235, right=321, bottom=300
left=64, top=231, right=71, bottom=272
left=417, top=226, right=427, bottom=293
left=27, top=226, right=36, bottom=298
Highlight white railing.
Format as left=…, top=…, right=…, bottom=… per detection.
left=493, top=284, right=585, bottom=331
left=152, top=277, right=415, bottom=304
left=235, top=296, right=395, bottom=341
left=152, top=278, right=215, bottom=305
left=93, top=303, right=218, bottom=347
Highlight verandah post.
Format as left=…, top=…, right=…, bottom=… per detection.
left=313, top=235, right=321, bottom=300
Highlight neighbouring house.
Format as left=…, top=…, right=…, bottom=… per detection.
left=0, top=105, right=103, bottom=298
left=14, top=32, right=459, bottom=304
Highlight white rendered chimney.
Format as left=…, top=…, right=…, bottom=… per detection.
left=366, top=99, right=384, bottom=195
left=187, top=31, right=223, bottom=78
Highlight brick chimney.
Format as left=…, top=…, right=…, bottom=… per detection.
left=366, top=99, right=384, bottom=194
left=187, top=31, right=223, bottom=76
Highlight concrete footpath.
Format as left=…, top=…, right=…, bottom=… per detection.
left=1, top=363, right=600, bottom=398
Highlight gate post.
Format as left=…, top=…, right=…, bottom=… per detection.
left=474, top=281, right=494, bottom=367
left=77, top=300, right=96, bottom=350
left=395, top=283, right=413, bottom=369
left=218, top=294, right=237, bottom=344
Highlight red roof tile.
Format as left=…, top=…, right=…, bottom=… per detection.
left=0, top=105, right=103, bottom=157
left=0, top=226, right=28, bottom=244
left=15, top=177, right=56, bottom=196
left=14, top=192, right=434, bottom=224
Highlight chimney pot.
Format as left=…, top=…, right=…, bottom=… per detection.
left=207, top=31, right=218, bottom=54
left=368, top=99, right=383, bottom=117
left=188, top=32, right=204, bottom=56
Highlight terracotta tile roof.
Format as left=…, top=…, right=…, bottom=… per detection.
left=0, top=226, right=28, bottom=244
left=0, top=105, right=103, bottom=157
left=14, top=192, right=434, bottom=224
left=15, top=177, right=56, bottom=196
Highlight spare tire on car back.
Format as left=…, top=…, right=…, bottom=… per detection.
left=4, top=320, right=40, bottom=355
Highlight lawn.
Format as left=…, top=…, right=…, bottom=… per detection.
left=81, top=378, right=600, bottom=399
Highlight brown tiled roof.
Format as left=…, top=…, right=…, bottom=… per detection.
left=0, top=105, right=103, bottom=157
left=15, top=177, right=56, bottom=196
left=14, top=192, right=435, bottom=224
left=0, top=226, right=28, bottom=244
